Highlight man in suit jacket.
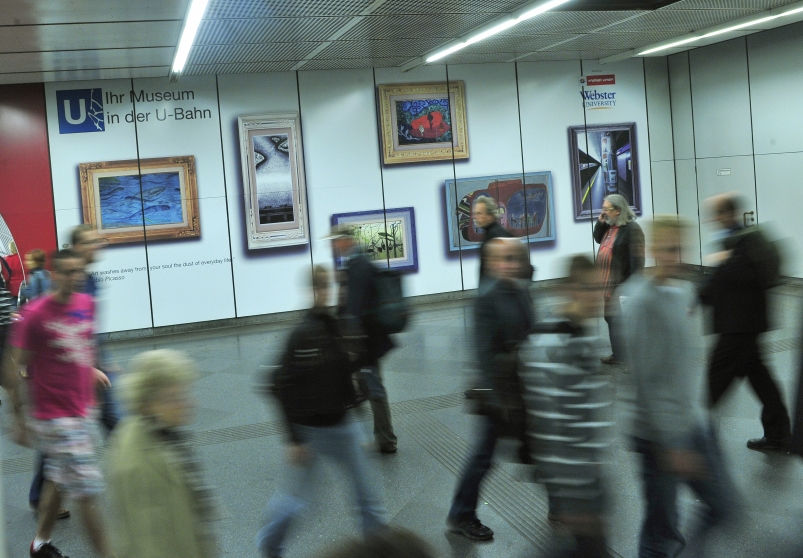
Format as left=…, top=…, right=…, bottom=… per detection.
left=332, top=228, right=397, bottom=454
left=700, top=194, right=791, bottom=452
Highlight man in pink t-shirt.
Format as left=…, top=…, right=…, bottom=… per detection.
left=2, top=249, right=115, bottom=558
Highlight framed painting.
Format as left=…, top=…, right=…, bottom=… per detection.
left=331, top=207, right=418, bottom=272
left=377, top=81, right=469, bottom=165
left=238, top=113, right=309, bottom=249
left=445, top=172, right=555, bottom=252
left=569, top=123, right=641, bottom=220
left=79, top=156, right=200, bottom=245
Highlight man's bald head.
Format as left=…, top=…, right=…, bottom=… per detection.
left=709, top=193, right=742, bottom=229
left=484, top=238, right=527, bottom=281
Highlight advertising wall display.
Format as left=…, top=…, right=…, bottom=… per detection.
left=445, top=172, right=555, bottom=251
left=569, top=123, right=641, bottom=220
left=331, top=207, right=418, bottom=271
left=79, top=156, right=200, bottom=244
left=377, top=81, right=469, bottom=165
left=238, top=113, right=309, bottom=249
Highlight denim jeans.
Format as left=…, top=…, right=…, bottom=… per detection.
left=449, top=417, right=499, bottom=521
left=256, top=418, right=386, bottom=557
left=362, top=365, right=397, bottom=450
left=635, top=424, right=738, bottom=558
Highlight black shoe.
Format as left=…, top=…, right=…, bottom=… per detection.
left=30, top=542, right=69, bottom=558
left=747, top=437, right=790, bottom=453
left=447, top=517, right=494, bottom=541
left=379, top=445, right=397, bottom=454
left=600, top=355, right=619, bottom=365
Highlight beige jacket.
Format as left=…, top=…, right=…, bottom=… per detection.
left=107, top=416, right=217, bottom=558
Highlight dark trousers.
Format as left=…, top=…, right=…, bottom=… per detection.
left=635, top=425, right=736, bottom=558
left=362, top=364, right=396, bottom=451
left=604, top=296, right=624, bottom=361
left=449, top=417, right=499, bottom=521
left=29, top=375, right=121, bottom=507
left=708, top=333, right=791, bottom=441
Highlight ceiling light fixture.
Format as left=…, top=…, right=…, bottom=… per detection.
left=636, top=3, right=803, bottom=56
left=169, top=0, right=209, bottom=81
left=425, top=0, right=572, bottom=63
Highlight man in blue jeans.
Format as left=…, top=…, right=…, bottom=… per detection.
left=257, top=266, right=386, bottom=558
left=621, top=217, right=739, bottom=557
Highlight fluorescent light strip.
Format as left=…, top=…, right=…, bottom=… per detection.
left=638, top=4, right=803, bottom=56
left=172, top=0, right=210, bottom=74
left=426, top=0, right=571, bottom=63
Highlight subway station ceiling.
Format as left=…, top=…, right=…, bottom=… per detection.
left=0, top=0, right=800, bottom=83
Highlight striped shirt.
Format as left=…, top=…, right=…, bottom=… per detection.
left=521, top=323, right=613, bottom=514
left=0, top=287, right=12, bottom=327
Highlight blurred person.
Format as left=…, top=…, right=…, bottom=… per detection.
left=447, top=238, right=534, bottom=541
left=331, top=227, right=398, bottom=453
left=108, top=349, right=217, bottom=558
left=257, top=265, right=386, bottom=558
left=3, top=240, right=25, bottom=307
left=1, top=249, right=114, bottom=558
left=621, top=217, right=737, bottom=558
left=28, top=226, right=120, bottom=516
left=473, top=197, right=511, bottom=282
left=20, top=249, right=52, bottom=304
left=323, top=528, right=434, bottom=558
left=523, top=254, right=612, bottom=558
left=593, top=194, right=644, bottom=365
left=700, top=194, right=792, bottom=452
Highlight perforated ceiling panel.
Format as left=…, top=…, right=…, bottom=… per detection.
left=0, top=0, right=798, bottom=83
left=195, top=17, right=352, bottom=45
left=205, top=0, right=375, bottom=19
left=340, top=13, right=495, bottom=40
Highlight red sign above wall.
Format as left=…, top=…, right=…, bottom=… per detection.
left=584, top=74, right=616, bottom=87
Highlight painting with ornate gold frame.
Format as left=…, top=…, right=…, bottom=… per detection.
left=78, top=156, right=200, bottom=245
left=377, top=81, right=469, bottom=165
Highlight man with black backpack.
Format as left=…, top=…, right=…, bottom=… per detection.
left=257, top=265, right=386, bottom=558
left=331, top=227, right=399, bottom=454
left=701, top=194, right=792, bottom=453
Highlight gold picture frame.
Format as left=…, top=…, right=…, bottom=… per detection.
left=78, top=156, right=200, bottom=245
left=377, top=81, right=469, bottom=165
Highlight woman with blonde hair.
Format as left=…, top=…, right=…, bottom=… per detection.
left=108, top=349, right=217, bottom=558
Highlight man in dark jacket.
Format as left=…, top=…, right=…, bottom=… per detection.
left=258, top=265, right=386, bottom=558
left=473, top=197, right=511, bottom=282
left=447, top=238, right=533, bottom=541
left=332, top=228, right=397, bottom=453
left=700, top=194, right=791, bottom=452
left=593, top=194, right=644, bottom=365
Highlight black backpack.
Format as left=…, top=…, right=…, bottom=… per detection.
left=272, top=313, right=356, bottom=421
left=371, top=269, right=409, bottom=334
left=728, top=227, right=783, bottom=288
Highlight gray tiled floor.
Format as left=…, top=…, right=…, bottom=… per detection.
left=4, top=293, right=803, bottom=557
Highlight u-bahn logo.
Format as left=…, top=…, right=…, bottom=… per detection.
left=56, top=89, right=105, bottom=134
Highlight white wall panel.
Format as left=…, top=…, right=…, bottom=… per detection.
left=668, top=53, right=695, bottom=162
left=517, top=60, right=595, bottom=281
left=644, top=57, right=674, bottom=163
left=650, top=160, right=678, bottom=215
left=689, top=39, right=754, bottom=160
left=374, top=65, right=464, bottom=297
left=132, top=75, right=235, bottom=327
left=297, top=69, right=385, bottom=271
left=748, top=21, right=803, bottom=155
left=216, top=72, right=312, bottom=316
left=44, top=79, right=153, bottom=333
left=674, top=159, right=702, bottom=265
left=755, top=152, right=803, bottom=277
left=445, top=63, right=526, bottom=290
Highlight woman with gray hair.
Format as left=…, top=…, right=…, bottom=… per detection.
left=593, top=194, right=644, bottom=365
left=108, top=350, right=217, bottom=558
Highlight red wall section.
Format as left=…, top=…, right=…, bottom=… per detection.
left=0, top=83, right=58, bottom=261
